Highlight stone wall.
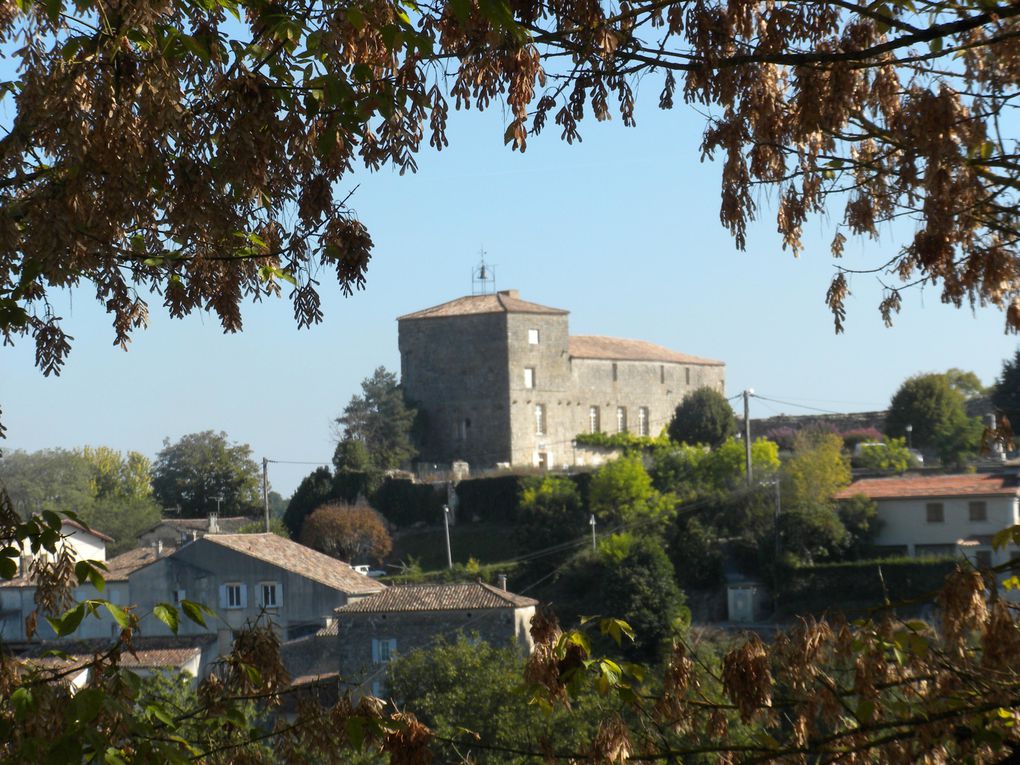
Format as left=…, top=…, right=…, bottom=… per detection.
left=333, top=606, right=535, bottom=693
left=399, top=312, right=512, bottom=466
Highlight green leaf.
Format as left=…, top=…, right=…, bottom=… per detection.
left=153, top=603, right=180, bottom=635
left=146, top=704, right=176, bottom=726
left=345, top=7, right=367, bottom=30
left=102, top=601, right=132, bottom=629
left=47, top=603, right=86, bottom=637
left=180, top=599, right=210, bottom=627
left=0, top=555, right=16, bottom=580
left=928, top=36, right=943, bottom=54
left=10, top=687, right=32, bottom=720
left=71, top=688, right=104, bottom=723
left=44, top=0, right=62, bottom=23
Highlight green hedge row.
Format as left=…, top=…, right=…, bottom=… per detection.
left=777, top=558, right=957, bottom=616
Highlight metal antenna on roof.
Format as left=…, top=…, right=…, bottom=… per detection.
left=471, top=247, right=496, bottom=295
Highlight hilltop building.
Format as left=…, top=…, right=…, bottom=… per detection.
left=398, top=290, right=726, bottom=469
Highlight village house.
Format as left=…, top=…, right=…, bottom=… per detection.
left=398, top=290, right=726, bottom=470
left=0, top=519, right=122, bottom=642
left=282, top=580, right=538, bottom=697
left=138, top=513, right=250, bottom=548
left=834, top=471, right=1020, bottom=567
left=130, top=533, right=385, bottom=655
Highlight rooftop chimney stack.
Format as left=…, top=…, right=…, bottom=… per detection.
left=497, top=573, right=508, bottom=591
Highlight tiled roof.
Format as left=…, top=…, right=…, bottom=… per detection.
left=142, top=516, right=250, bottom=535
left=121, top=647, right=202, bottom=669
left=105, top=546, right=176, bottom=582
left=64, top=519, right=115, bottom=543
left=202, top=534, right=386, bottom=595
left=569, top=336, right=724, bottom=366
left=335, top=582, right=538, bottom=614
left=835, top=472, right=1020, bottom=500
left=398, top=292, right=567, bottom=320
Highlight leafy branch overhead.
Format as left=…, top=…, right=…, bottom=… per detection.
left=2, top=0, right=1020, bottom=378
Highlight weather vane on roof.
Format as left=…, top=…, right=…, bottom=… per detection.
left=471, top=247, right=496, bottom=295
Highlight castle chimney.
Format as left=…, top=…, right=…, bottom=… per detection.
left=497, top=289, right=519, bottom=299
left=497, top=573, right=508, bottom=591
left=208, top=512, right=219, bottom=534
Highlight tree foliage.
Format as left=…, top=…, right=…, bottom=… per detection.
left=299, top=501, right=392, bottom=564
left=151, top=431, right=261, bottom=518
left=516, top=475, right=587, bottom=551
left=852, top=437, right=916, bottom=473
left=780, top=431, right=851, bottom=562
left=993, top=348, right=1020, bottom=425
left=336, top=368, right=417, bottom=470
left=281, top=466, right=334, bottom=539
left=551, top=533, right=689, bottom=660
left=588, top=454, right=672, bottom=528
left=4, top=0, right=1020, bottom=399
left=667, top=387, right=736, bottom=448
left=886, top=373, right=983, bottom=464
left=0, top=447, right=160, bottom=553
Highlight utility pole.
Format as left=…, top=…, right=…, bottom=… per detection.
left=743, top=389, right=754, bottom=487
left=773, top=477, right=781, bottom=614
left=443, top=505, right=453, bottom=569
left=590, top=514, right=597, bottom=551
left=262, top=458, right=270, bottom=533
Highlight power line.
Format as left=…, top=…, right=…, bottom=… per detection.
left=750, top=394, right=845, bottom=416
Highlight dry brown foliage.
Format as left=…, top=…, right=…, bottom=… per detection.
left=1, top=0, right=1019, bottom=381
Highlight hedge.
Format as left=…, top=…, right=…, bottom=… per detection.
left=777, top=557, right=957, bottom=616
left=373, top=478, right=445, bottom=527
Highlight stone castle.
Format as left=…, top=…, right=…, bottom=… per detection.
left=398, top=290, right=726, bottom=470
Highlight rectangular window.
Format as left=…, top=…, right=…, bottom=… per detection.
left=612, top=363, right=618, bottom=382
left=915, top=543, right=955, bottom=558
left=616, top=406, right=627, bottom=433
left=259, top=581, right=281, bottom=609
left=588, top=406, right=600, bottom=434
left=226, top=583, right=244, bottom=609
left=373, top=638, right=398, bottom=664
left=685, top=367, right=691, bottom=385
left=638, top=407, right=649, bottom=437
left=524, top=367, right=535, bottom=389
left=969, top=501, right=988, bottom=522
left=660, top=365, right=665, bottom=384
left=528, top=328, right=539, bottom=345
left=926, top=503, right=944, bottom=524
left=535, top=403, right=546, bottom=435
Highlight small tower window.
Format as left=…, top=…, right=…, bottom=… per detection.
left=612, top=363, right=618, bottom=381
left=660, top=365, right=665, bottom=384
left=616, top=407, right=627, bottom=433
left=528, top=328, right=540, bottom=345
left=588, top=406, right=600, bottom=434
left=685, top=367, right=691, bottom=385
left=638, top=407, right=649, bottom=436
left=524, top=367, right=535, bottom=389
left=535, top=404, right=547, bottom=435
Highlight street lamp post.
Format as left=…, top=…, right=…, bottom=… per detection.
left=443, top=505, right=453, bottom=569
left=906, top=424, right=913, bottom=449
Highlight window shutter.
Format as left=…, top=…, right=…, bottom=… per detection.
left=239, top=584, right=248, bottom=609
left=389, top=638, right=397, bottom=658
left=257, top=584, right=265, bottom=607
left=218, top=585, right=227, bottom=610
left=371, top=639, right=380, bottom=664
left=275, top=583, right=283, bottom=609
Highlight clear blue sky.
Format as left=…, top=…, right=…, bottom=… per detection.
left=1, top=89, right=1014, bottom=497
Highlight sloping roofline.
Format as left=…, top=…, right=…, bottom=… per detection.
left=569, top=335, right=724, bottom=366
left=834, top=472, right=1020, bottom=501
left=334, top=581, right=538, bottom=613
left=398, top=291, right=567, bottom=320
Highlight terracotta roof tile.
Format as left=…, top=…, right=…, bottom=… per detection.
left=569, top=336, right=724, bottom=366
left=120, top=647, right=201, bottom=669
left=398, top=292, right=567, bottom=320
left=105, top=546, right=176, bottom=582
left=835, top=472, right=1020, bottom=500
left=335, top=582, right=537, bottom=614
left=203, top=534, right=386, bottom=595
left=63, top=519, right=115, bottom=543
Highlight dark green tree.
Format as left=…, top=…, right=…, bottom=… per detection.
left=993, top=349, right=1020, bottom=425
left=667, top=387, right=736, bottom=448
left=886, top=373, right=983, bottom=464
left=550, top=533, right=689, bottom=660
left=332, top=437, right=382, bottom=503
left=282, top=466, right=335, bottom=539
left=336, top=367, right=418, bottom=470
left=837, top=495, right=881, bottom=560
left=151, top=431, right=261, bottom=518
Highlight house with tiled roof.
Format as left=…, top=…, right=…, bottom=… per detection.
left=0, top=518, right=132, bottom=642
left=834, top=471, right=1020, bottom=567
left=398, top=290, right=726, bottom=470
left=138, top=513, right=251, bottom=548
left=285, top=580, right=538, bottom=696
left=130, top=533, right=385, bottom=655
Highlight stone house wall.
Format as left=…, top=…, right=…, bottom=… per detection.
left=333, top=605, right=535, bottom=694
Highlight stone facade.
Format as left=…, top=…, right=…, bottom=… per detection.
left=325, top=582, right=537, bottom=695
left=399, top=290, right=726, bottom=469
